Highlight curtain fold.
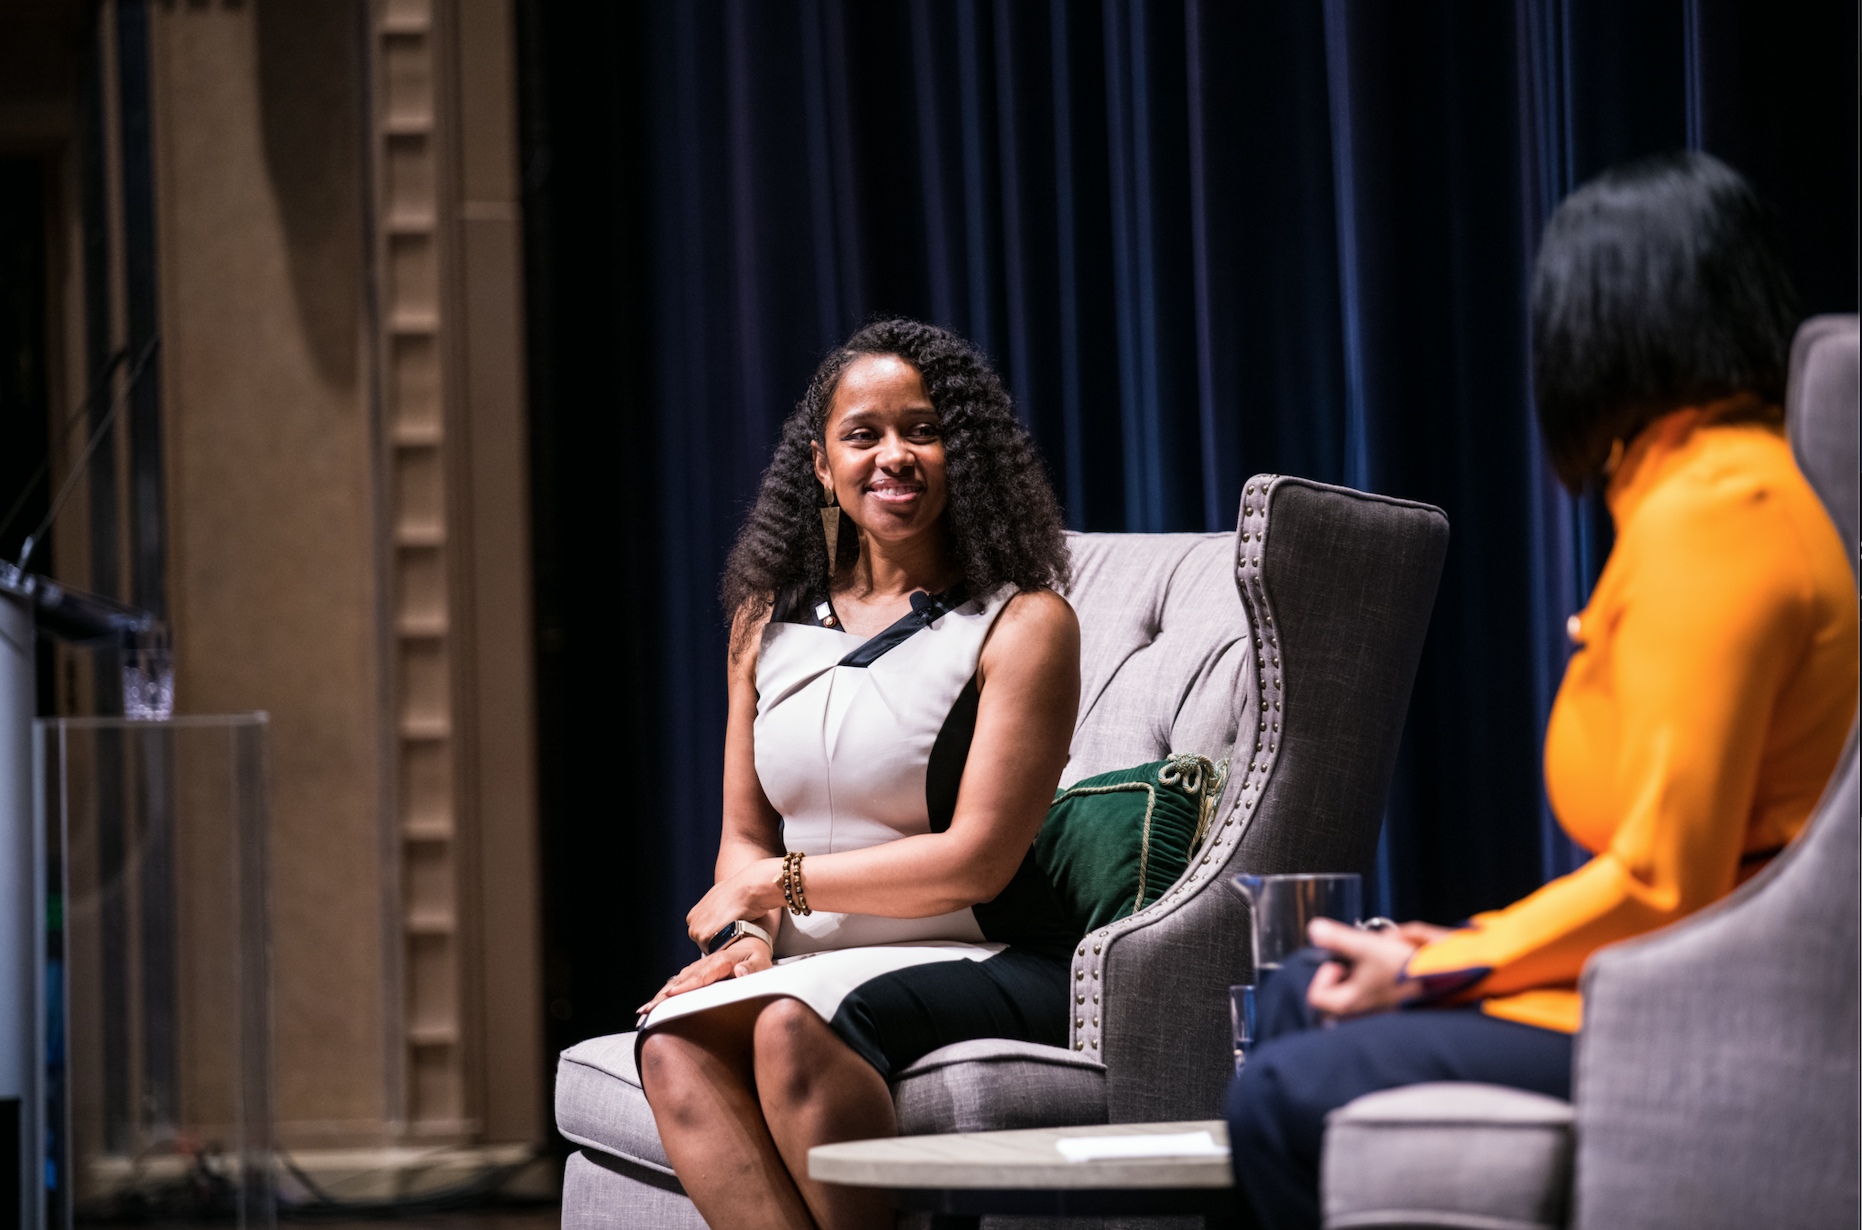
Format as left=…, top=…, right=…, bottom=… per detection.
left=520, top=0, right=1859, bottom=1042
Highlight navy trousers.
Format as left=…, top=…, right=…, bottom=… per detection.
left=1225, top=950, right=1573, bottom=1230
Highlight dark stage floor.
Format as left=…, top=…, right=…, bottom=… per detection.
left=282, top=1209, right=560, bottom=1230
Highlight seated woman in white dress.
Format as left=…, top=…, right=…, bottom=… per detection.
left=634, top=319, right=1082, bottom=1230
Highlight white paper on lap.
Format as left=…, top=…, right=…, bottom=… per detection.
left=642, top=940, right=1006, bottom=1031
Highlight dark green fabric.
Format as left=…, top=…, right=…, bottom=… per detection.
left=1035, top=759, right=1219, bottom=935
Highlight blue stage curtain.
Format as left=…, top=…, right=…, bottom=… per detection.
left=518, top=0, right=1858, bottom=1044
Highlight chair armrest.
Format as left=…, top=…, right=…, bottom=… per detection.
left=1075, top=476, right=1448, bottom=1123
left=1571, top=724, right=1858, bottom=1230
left=1094, top=828, right=1254, bottom=1122
left=1320, top=1083, right=1573, bottom=1230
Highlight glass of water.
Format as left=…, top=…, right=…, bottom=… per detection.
left=1229, top=984, right=1257, bottom=1074
left=122, top=628, right=175, bottom=721
left=1229, top=872, right=1363, bottom=975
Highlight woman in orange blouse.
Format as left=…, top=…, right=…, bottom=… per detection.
left=1227, top=151, right=1858, bottom=1229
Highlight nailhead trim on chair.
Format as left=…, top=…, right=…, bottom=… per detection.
left=1067, top=474, right=1287, bottom=1055
left=1231, top=474, right=1286, bottom=846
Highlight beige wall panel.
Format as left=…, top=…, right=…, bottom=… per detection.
left=383, top=33, right=436, bottom=129
left=389, top=233, right=439, bottom=320
left=459, top=213, right=541, bottom=1140
left=404, top=838, right=455, bottom=922
left=454, top=0, right=541, bottom=1141
left=148, top=5, right=388, bottom=1144
left=390, top=334, right=443, bottom=439
left=385, top=135, right=436, bottom=228
left=399, top=638, right=451, bottom=730
left=455, top=0, right=518, bottom=202
left=410, top=1036, right=463, bottom=1122
left=406, top=931, right=457, bottom=1034
left=395, top=446, right=445, bottom=536
left=396, top=544, right=448, bottom=632
left=401, top=738, right=453, bottom=835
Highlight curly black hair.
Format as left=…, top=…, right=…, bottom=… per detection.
left=721, top=319, right=1070, bottom=640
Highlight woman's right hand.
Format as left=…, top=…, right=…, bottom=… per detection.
left=634, top=937, right=772, bottom=1018
left=1395, top=921, right=1456, bottom=946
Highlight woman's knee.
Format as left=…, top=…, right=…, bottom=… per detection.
left=753, top=998, right=841, bottom=1101
left=638, top=1031, right=695, bottom=1099
left=638, top=1029, right=735, bottom=1129
left=754, top=996, right=825, bottom=1058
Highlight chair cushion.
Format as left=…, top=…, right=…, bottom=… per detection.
left=556, top=1032, right=674, bottom=1174
left=891, top=1039, right=1107, bottom=1135
left=557, top=1032, right=1107, bottom=1169
left=1320, top=1082, right=1574, bottom=1230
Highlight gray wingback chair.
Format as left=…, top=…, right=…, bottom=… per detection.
left=1318, top=315, right=1861, bottom=1230
left=555, top=475, right=1450, bottom=1230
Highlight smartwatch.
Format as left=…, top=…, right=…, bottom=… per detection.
left=700, top=919, right=774, bottom=957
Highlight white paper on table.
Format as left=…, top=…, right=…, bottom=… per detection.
left=1054, top=1131, right=1229, bottom=1163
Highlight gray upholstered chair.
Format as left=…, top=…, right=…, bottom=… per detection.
left=1318, top=316, right=1861, bottom=1230
left=555, top=475, right=1450, bottom=1230
left=1787, top=314, right=1860, bottom=589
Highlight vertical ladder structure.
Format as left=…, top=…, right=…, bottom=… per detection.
left=365, top=0, right=467, bottom=1139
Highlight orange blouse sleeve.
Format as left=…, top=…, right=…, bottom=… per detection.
left=1403, top=465, right=1838, bottom=1004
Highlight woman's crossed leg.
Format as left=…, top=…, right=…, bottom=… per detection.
left=641, top=995, right=897, bottom=1230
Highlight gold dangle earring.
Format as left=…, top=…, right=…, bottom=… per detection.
left=820, top=483, right=841, bottom=573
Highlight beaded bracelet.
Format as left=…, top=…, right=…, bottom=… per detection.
left=779, top=850, right=812, bottom=916
left=789, top=851, right=811, bottom=915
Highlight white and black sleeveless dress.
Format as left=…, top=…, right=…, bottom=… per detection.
left=638, top=584, right=1077, bottom=1078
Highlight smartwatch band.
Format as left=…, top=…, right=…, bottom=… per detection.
left=700, top=918, right=773, bottom=957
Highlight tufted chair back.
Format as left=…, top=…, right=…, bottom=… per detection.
left=1060, top=532, right=1250, bottom=787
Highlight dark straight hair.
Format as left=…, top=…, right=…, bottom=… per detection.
left=1530, top=151, right=1800, bottom=492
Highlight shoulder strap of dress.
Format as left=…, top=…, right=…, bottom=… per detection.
left=835, top=584, right=973, bottom=669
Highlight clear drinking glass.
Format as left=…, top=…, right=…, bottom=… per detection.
left=1229, top=872, right=1363, bottom=975
left=1229, top=985, right=1257, bottom=1074
left=121, top=628, right=174, bottom=721
left=39, top=714, right=273, bottom=1229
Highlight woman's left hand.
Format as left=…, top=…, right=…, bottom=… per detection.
left=684, top=857, right=784, bottom=950
left=635, top=936, right=773, bottom=1017
left=1305, top=917, right=1427, bottom=1019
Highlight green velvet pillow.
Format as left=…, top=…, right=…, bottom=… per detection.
left=1034, top=754, right=1231, bottom=935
